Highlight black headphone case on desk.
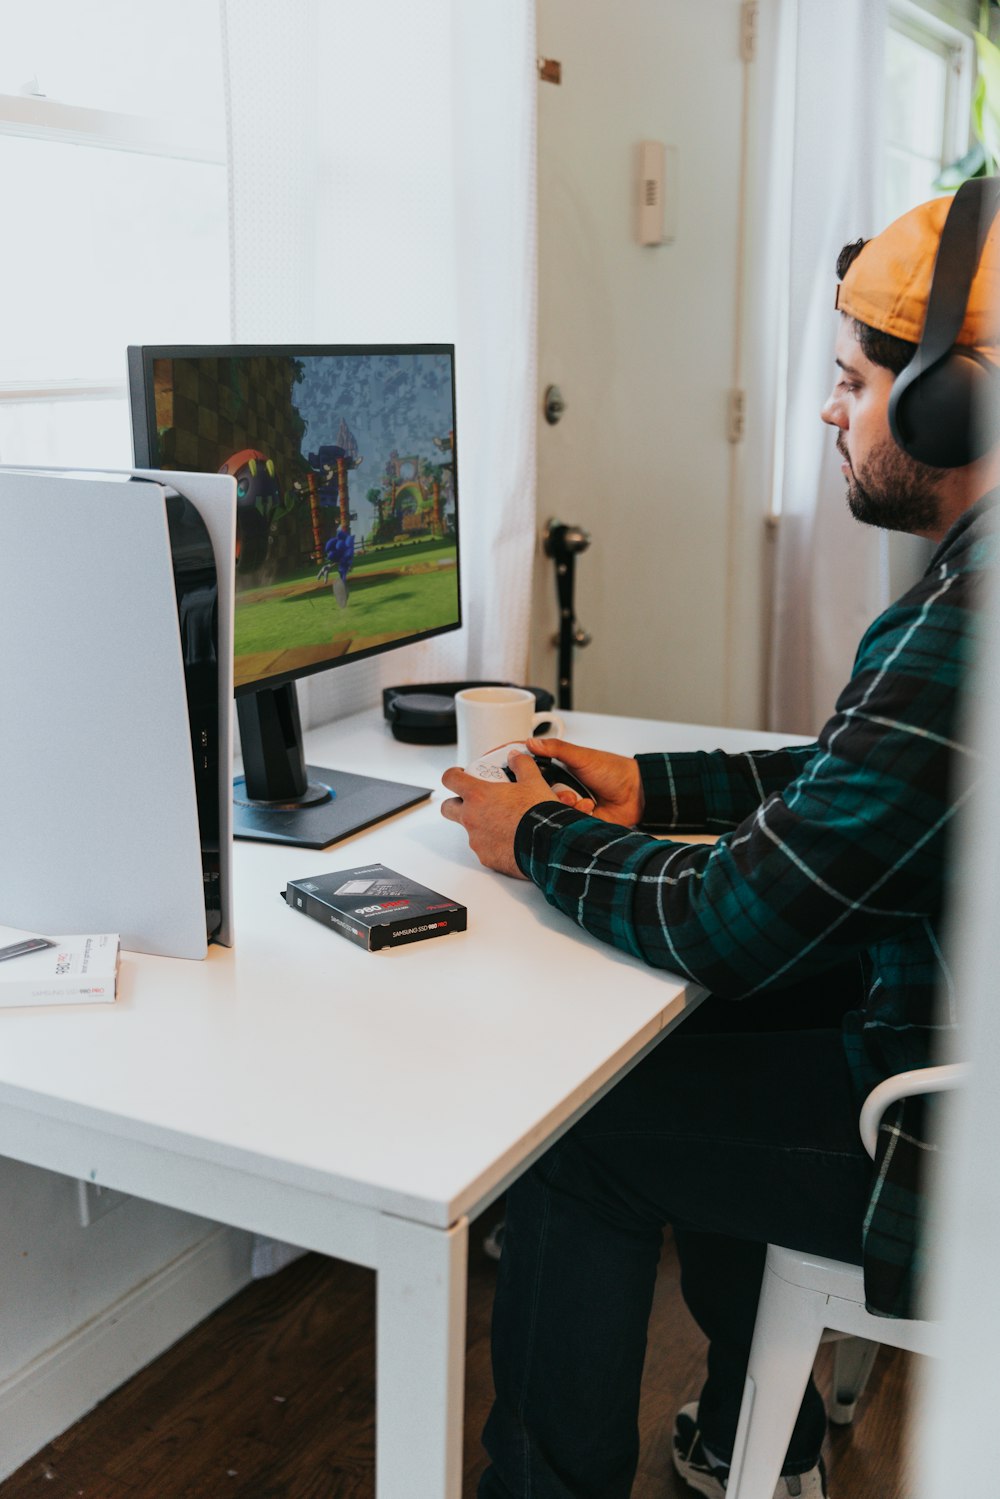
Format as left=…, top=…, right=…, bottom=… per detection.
left=383, top=682, right=557, bottom=744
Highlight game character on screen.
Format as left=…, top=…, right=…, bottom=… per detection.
left=316, top=527, right=356, bottom=608
left=218, top=448, right=280, bottom=572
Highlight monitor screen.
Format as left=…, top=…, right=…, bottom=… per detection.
left=128, top=342, right=458, bottom=849
left=128, top=345, right=461, bottom=696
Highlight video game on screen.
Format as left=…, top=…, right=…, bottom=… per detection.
left=151, top=351, right=458, bottom=689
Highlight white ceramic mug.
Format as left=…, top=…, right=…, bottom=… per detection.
left=455, top=687, right=565, bottom=768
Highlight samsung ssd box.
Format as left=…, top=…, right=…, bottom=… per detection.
left=0, top=925, right=120, bottom=1007
left=281, top=863, right=466, bottom=951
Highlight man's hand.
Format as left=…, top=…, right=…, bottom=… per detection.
left=526, top=738, right=645, bottom=826
left=441, top=749, right=569, bottom=877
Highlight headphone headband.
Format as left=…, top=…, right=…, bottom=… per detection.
left=915, top=178, right=1000, bottom=369
left=888, top=177, right=1000, bottom=468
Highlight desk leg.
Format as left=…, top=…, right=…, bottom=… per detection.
left=375, top=1214, right=469, bottom=1499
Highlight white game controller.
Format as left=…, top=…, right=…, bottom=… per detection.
left=465, top=743, right=592, bottom=801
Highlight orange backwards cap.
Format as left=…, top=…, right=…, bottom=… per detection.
left=836, top=193, right=1000, bottom=363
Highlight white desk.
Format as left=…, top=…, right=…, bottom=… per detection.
left=0, top=709, right=789, bottom=1497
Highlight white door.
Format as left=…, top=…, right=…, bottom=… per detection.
left=531, top=0, right=765, bottom=728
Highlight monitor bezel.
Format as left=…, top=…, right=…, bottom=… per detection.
left=127, top=341, right=462, bottom=699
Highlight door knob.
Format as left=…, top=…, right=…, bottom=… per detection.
left=543, top=385, right=566, bottom=425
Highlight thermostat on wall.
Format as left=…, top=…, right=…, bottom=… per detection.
left=637, top=140, right=677, bottom=246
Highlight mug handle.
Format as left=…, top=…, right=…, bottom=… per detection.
left=530, top=711, right=566, bottom=739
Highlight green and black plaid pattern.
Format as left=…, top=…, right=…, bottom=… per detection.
left=515, top=493, right=998, bottom=1318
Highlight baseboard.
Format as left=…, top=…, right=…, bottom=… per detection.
left=0, top=1225, right=253, bottom=1481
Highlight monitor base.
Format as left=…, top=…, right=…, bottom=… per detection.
left=234, top=777, right=333, bottom=810
left=232, top=764, right=431, bottom=849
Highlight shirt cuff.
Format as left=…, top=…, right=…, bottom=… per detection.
left=635, top=752, right=708, bottom=831
left=514, top=801, right=587, bottom=878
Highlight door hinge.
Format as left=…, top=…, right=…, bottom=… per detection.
left=727, top=388, right=746, bottom=444
left=740, top=1, right=759, bottom=63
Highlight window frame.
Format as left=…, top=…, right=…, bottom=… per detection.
left=886, top=0, right=976, bottom=190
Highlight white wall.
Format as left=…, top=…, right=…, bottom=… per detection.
left=530, top=0, right=769, bottom=729
left=0, top=1154, right=251, bottom=1478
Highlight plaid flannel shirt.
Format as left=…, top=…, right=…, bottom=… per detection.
left=515, top=493, right=998, bottom=1318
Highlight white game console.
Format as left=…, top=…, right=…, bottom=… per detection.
left=0, top=466, right=237, bottom=959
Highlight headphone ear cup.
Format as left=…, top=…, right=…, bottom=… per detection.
left=889, top=349, right=998, bottom=469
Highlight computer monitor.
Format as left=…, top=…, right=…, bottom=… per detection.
left=128, top=344, right=461, bottom=848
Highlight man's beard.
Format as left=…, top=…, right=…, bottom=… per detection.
left=837, top=434, right=947, bottom=534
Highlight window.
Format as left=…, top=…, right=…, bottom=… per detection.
left=885, top=1, right=975, bottom=222
left=0, top=1, right=229, bottom=468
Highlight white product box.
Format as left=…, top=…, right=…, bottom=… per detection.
left=0, top=925, right=120, bottom=1007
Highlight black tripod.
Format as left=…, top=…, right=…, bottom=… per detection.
left=543, top=519, right=592, bottom=710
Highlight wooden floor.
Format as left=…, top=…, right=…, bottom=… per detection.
left=0, top=1214, right=912, bottom=1498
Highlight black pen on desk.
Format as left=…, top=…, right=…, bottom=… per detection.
left=0, top=938, right=56, bottom=963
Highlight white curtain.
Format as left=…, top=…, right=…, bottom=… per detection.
left=763, top=0, right=889, bottom=735
left=220, top=0, right=538, bottom=734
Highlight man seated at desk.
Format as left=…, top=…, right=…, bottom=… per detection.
left=442, top=189, right=1000, bottom=1499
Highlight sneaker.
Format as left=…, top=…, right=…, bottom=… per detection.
left=482, top=1218, right=505, bottom=1261
left=672, top=1402, right=829, bottom=1498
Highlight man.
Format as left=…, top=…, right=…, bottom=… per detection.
left=441, top=192, right=1000, bottom=1499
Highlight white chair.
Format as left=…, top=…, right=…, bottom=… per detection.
left=725, top=1063, right=965, bottom=1499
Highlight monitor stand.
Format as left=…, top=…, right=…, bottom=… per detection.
left=233, top=683, right=431, bottom=849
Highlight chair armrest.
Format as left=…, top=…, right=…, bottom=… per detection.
left=859, top=1062, right=967, bottom=1159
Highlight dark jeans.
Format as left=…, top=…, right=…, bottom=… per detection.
left=478, top=983, right=875, bottom=1499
